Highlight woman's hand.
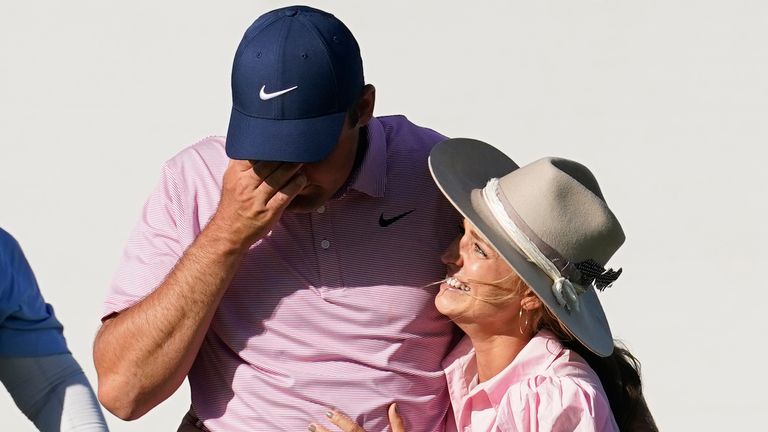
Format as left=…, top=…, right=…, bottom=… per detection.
left=309, top=403, right=405, bottom=432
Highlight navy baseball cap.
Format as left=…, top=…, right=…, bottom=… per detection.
left=226, top=6, right=365, bottom=162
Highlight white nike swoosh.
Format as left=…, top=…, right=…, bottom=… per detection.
left=259, top=85, right=298, bottom=101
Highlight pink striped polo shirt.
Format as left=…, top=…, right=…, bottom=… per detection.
left=104, top=115, right=461, bottom=431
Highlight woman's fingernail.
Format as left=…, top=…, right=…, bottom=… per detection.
left=308, top=424, right=317, bottom=432
left=325, top=410, right=334, bottom=418
left=392, top=403, right=399, bottom=413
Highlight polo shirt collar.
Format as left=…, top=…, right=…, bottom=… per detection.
left=348, top=117, right=386, bottom=197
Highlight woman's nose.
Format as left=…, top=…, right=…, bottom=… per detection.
left=441, top=235, right=462, bottom=267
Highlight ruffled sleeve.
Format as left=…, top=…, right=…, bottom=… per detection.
left=497, top=374, right=618, bottom=432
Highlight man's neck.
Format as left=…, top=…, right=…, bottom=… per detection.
left=332, top=125, right=369, bottom=199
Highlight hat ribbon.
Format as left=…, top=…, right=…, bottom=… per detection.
left=481, top=178, right=585, bottom=312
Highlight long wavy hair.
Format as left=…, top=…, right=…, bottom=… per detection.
left=532, top=301, right=658, bottom=431
left=467, top=275, right=658, bottom=432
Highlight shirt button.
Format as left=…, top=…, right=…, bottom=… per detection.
left=317, top=205, right=326, bottom=214
left=320, top=239, right=330, bottom=249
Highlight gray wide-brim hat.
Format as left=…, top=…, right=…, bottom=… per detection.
left=429, top=138, right=625, bottom=357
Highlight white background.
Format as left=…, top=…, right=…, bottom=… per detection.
left=1, top=1, right=765, bottom=430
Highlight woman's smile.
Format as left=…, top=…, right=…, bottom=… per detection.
left=441, top=276, right=471, bottom=293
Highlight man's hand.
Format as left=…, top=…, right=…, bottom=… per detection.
left=309, top=404, right=406, bottom=432
left=94, top=161, right=308, bottom=420
left=210, top=159, right=307, bottom=249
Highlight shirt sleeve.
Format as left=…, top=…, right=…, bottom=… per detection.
left=0, top=353, right=108, bottom=430
left=0, top=230, right=17, bottom=322
left=102, top=162, right=198, bottom=318
left=0, top=229, right=68, bottom=356
left=498, top=374, right=619, bottom=432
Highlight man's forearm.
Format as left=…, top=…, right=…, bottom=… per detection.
left=94, top=160, right=307, bottom=420
left=94, top=219, right=246, bottom=420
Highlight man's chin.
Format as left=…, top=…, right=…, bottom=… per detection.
left=286, top=194, right=327, bottom=213
left=285, top=204, right=316, bottom=213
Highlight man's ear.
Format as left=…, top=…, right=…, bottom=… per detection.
left=354, top=84, right=376, bottom=127
left=520, top=293, right=543, bottom=311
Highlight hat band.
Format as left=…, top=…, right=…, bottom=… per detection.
left=481, top=178, right=585, bottom=312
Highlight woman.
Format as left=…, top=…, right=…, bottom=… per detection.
left=311, top=139, right=656, bottom=431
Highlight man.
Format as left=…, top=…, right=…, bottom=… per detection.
left=94, top=6, right=460, bottom=431
left=0, top=228, right=108, bottom=431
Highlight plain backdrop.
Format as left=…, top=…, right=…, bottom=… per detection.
left=1, top=1, right=766, bottom=431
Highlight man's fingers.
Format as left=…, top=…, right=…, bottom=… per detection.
left=228, top=159, right=254, bottom=172
left=326, top=410, right=366, bottom=432
left=250, top=160, right=283, bottom=179
left=217, top=160, right=305, bottom=246
left=262, top=162, right=303, bottom=189
left=268, top=171, right=307, bottom=208
left=388, top=403, right=406, bottom=432
left=256, top=163, right=304, bottom=203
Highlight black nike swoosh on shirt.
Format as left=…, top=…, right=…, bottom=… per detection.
left=379, top=209, right=415, bottom=227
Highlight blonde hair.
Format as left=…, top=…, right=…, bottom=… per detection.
left=465, top=270, right=576, bottom=341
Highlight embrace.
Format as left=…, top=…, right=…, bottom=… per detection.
left=93, top=6, right=657, bottom=432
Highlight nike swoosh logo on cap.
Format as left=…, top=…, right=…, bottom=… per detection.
left=259, top=85, right=298, bottom=100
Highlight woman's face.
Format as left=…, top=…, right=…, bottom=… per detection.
left=435, top=219, right=522, bottom=331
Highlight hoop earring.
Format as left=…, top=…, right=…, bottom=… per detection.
left=518, top=308, right=529, bottom=336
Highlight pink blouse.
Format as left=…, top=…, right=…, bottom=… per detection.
left=443, top=330, right=619, bottom=432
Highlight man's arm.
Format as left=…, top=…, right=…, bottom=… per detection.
left=94, top=160, right=306, bottom=420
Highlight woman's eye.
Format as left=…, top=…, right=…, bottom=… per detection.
left=473, top=243, right=488, bottom=257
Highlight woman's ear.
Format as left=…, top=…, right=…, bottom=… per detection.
left=520, top=293, right=542, bottom=311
